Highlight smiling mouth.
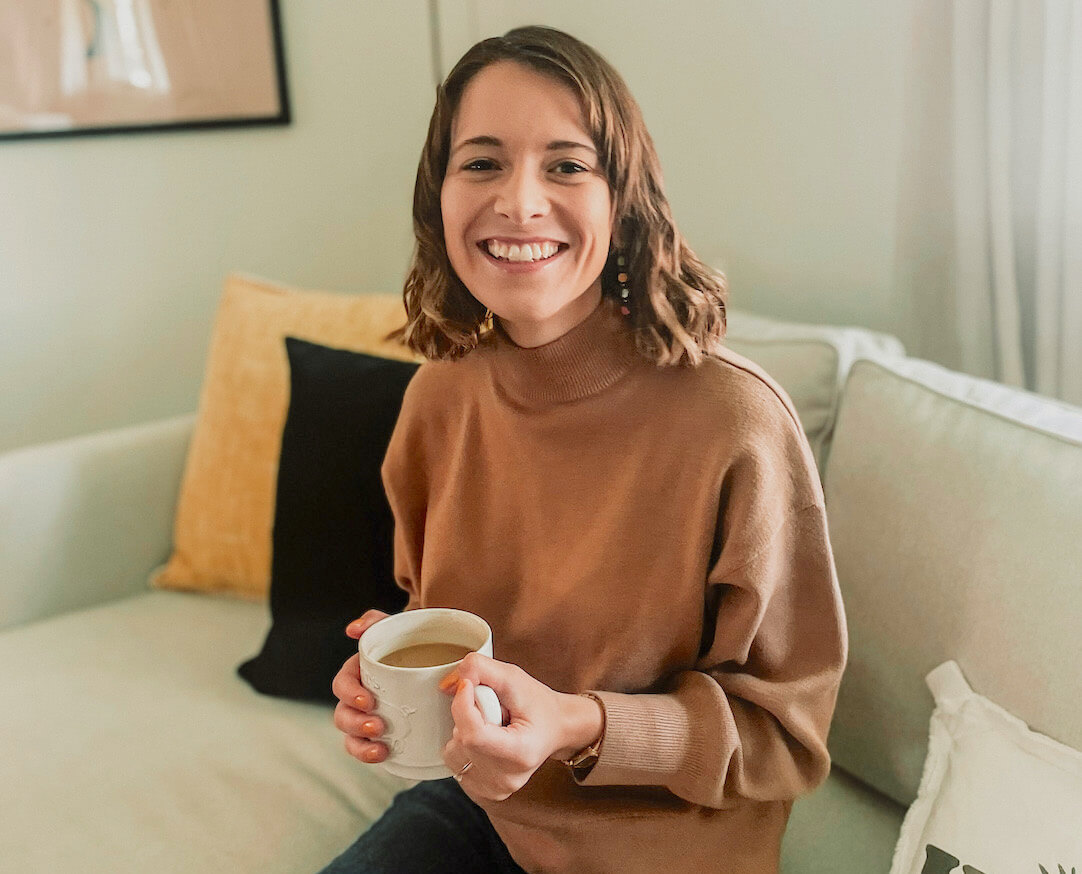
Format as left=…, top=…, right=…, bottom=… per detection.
left=479, top=239, right=567, bottom=263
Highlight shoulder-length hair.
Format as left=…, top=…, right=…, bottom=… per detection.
left=392, top=25, right=728, bottom=366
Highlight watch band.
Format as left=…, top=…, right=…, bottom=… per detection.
left=560, top=692, right=605, bottom=778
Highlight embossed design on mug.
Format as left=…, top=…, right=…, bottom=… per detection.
left=380, top=696, right=413, bottom=735
left=360, top=669, right=409, bottom=751
left=378, top=696, right=416, bottom=747
left=381, top=701, right=418, bottom=755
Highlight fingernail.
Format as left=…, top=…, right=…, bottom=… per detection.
left=362, top=747, right=382, bottom=763
left=456, top=679, right=468, bottom=694
left=354, top=695, right=370, bottom=709
left=438, top=672, right=460, bottom=693
left=361, top=719, right=380, bottom=736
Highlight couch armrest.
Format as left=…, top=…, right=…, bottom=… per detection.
left=0, top=414, right=195, bottom=631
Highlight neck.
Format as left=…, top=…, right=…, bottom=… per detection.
left=489, top=296, right=640, bottom=408
left=496, top=283, right=603, bottom=348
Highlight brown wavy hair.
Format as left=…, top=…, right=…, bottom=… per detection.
left=391, top=25, right=728, bottom=366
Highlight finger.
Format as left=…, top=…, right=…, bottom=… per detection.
left=331, top=654, right=377, bottom=709
left=439, top=653, right=503, bottom=697
left=333, top=703, right=385, bottom=739
left=450, top=679, right=489, bottom=737
left=344, top=734, right=389, bottom=764
left=452, top=652, right=521, bottom=711
left=345, top=609, right=391, bottom=639
left=438, top=668, right=460, bottom=696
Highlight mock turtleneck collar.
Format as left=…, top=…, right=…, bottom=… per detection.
left=489, top=298, right=641, bottom=407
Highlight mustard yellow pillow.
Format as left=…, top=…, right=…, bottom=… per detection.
left=151, top=272, right=420, bottom=599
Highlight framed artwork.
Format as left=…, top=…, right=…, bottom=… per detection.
left=0, top=0, right=290, bottom=141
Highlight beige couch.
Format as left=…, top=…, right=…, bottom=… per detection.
left=2, top=308, right=1079, bottom=873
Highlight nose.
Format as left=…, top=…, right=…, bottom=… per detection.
left=494, top=165, right=549, bottom=224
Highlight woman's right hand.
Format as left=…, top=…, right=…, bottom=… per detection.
left=331, top=609, right=391, bottom=765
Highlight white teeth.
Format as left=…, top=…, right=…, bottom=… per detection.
left=485, top=240, right=560, bottom=262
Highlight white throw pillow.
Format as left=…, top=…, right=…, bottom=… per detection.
left=889, top=660, right=1082, bottom=874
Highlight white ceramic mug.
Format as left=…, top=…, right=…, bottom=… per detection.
left=358, top=608, right=503, bottom=780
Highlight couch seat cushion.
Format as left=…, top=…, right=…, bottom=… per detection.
left=0, top=592, right=412, bottom=874
left=781, top=765, right=904, bottom=873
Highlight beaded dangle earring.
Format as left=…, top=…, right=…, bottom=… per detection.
left=616, top=251, right=631, bottom=316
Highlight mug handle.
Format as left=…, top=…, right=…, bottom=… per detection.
left=473, top=683, right=503, bottom=725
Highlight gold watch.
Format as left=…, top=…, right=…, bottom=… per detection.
left=560, top=692, right=605, bottom=778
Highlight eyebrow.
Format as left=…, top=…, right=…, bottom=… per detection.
left=450, top=135, right=597, bottom=157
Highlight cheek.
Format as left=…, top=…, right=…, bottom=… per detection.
left=586, top=207, right=613, bottom=262
left=439, top=192, right=465, bottom=266
left=439, top=186, right=454, bottom=238
left=441, top=182, right=479, bottom=254
left=584, top=188, right=614, bottom=249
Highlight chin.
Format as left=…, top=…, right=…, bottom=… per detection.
left=494, top=298, right=567, bottom=324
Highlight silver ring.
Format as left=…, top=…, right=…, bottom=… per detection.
left=453, top=760, right=473, bottom=782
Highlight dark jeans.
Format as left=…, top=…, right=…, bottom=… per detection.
left=318, top=777, right=528, bottom=874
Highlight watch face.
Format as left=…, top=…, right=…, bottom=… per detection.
left=571, top=753, right=599, bottom=779
left=566, top=743, right=599, bottom=767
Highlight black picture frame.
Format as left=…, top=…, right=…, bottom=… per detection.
left=0, top=0, right=290, bottom=142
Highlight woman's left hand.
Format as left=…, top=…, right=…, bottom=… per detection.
left=438, top=652, right=573, bottom=803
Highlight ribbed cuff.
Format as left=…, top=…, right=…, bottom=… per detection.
left=573, top=678, right=734, bottom=790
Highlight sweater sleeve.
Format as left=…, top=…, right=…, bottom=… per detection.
left=380, top=373, right=429, bottom=613
left=575, top=409, right=848, bottom=809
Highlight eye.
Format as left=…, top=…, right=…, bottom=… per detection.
left=463, top=158, right=498, bottom=171
left=553, top=161, right=589, bottom=175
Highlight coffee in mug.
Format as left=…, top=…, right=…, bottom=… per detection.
left=358, top=608, right=502, bottom=780
left=378, top=642, right=474, bottom=668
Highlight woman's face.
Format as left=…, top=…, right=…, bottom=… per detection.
left=441, top=61, right=613, bottom=348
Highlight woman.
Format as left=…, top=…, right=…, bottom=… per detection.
left=323, top=25, right=846, bottom=874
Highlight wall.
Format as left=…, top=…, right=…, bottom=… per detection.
left=0, top=0, right=434, bottom=452
left=2, top=1, right=954, bottom=453
left=437, top=0, right=918, bottom=341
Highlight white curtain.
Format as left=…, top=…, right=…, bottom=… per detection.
left=952, top=0, right=1082, bottom=404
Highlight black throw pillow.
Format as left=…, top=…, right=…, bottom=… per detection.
left=238, top=337, right=418, bottom=702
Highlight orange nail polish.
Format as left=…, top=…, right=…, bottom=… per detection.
left=438, top=672, right=460, bottom=692
left=456, top=679, right=467, bottom=694
left=361, top=719, right=379, bottom=736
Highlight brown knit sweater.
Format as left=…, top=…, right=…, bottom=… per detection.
left=380, top=298, right=848, bottom=874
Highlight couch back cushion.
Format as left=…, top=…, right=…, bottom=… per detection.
left=823, top=356, right=1082, bottom=807
left=724, top=310, right=904, bottom=473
